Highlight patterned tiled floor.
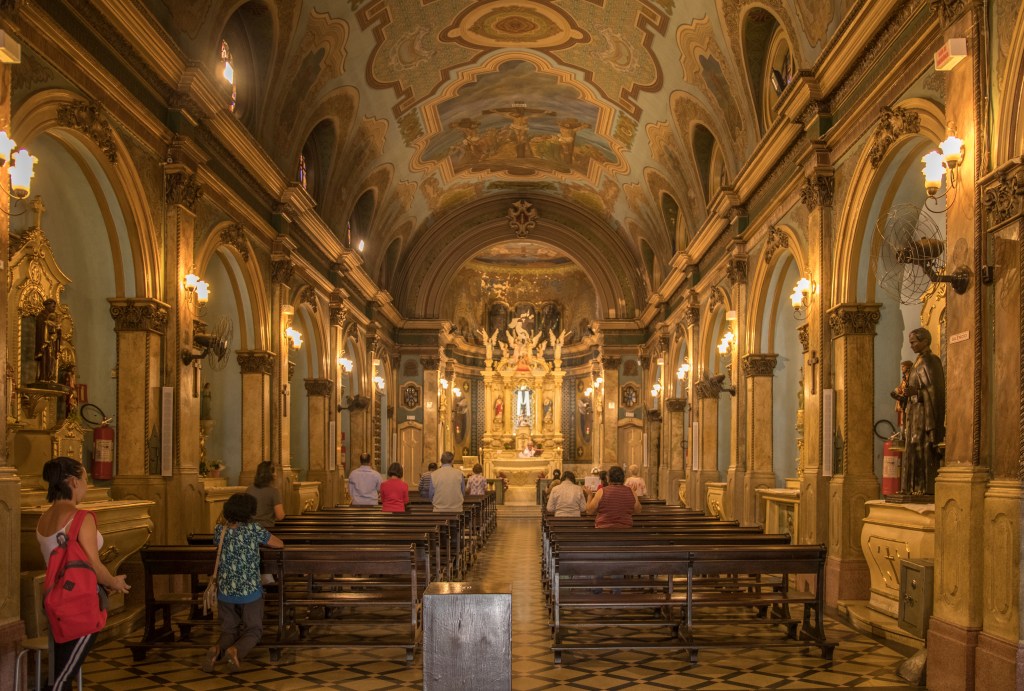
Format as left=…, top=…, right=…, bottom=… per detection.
left=73, top=517, right=922, bottom=690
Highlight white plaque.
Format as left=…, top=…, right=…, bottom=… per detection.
left=950, top=331, right=970, bottom=344
left=691, top=426, right=700, bottom=471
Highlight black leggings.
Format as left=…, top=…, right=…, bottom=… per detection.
left=48, top=631, right=97, bottom=690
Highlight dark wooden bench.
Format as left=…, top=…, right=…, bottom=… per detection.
left=549, top=544, right=833, bottom=663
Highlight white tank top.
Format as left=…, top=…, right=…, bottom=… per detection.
left=37, top=513, right=104, bottom=565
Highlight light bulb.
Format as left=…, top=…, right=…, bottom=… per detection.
left=939, top=135, right=963, bottom=167
left=9, top=149, right=37, bottom=198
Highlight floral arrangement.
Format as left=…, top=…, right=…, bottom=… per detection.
left=496, top=471, right=509, bottom=491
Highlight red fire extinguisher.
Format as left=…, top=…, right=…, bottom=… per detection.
left=881, top=436, right=903, bottom=496
left=82, top=403, right=115, bottom=480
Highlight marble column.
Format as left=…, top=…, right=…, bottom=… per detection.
left=270, top=250, right=297, bottom=484
left=601, top=356, right=621, bottom=465
left=235, top=351, right=272, bottom=486
left=665, top=397, right=688, bottom=506
left=686, top=382, right=721, bottom=511
left=742, top=354, right=777, bottom=527
left=797, top=167, right=834, bottom=555
left=108, top=299, right=170, bottom=540
left=421, top=356, right=440, bottom=465
left=329, top=298, right=349, bottom=504
left=163, top=148, right=204, bottom=543
left=304, top=379, right=333, bottom=508
left=826, top=303, right=881, bottom=606
left=724, top=251, right=748, bottom=524
left=926, top=5, right=992, bottom=689
left=0, top=52, right=24, bottom=687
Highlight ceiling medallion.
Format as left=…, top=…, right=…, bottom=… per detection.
left=446, top=1, right=584, bottom=50
left=508, top=199, right=538, bottom=238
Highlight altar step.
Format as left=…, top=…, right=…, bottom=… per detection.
left=497, top=504, right=543, bottom=519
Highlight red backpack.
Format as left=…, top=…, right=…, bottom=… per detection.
left=43, top=510, right=108, bottom=643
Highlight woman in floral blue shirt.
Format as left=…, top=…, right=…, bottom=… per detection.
left=205, top=493, right=283, bottom=673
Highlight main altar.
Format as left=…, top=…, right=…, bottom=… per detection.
left=479, top=317, right=567, bottom=504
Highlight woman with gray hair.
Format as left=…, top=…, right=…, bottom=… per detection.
left=624, top=464, right=647, bottom=498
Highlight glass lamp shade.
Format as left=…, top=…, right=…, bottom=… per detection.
left=0, top=131, right=15, bottom=165
left=921, top=151, right=944, bottom=195
left=939, top=135, right=963, bottom=167
left=9, top=149, right=37, bottom=198
left=195, top=280, right=210, bottom=304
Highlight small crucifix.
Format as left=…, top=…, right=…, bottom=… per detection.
left=808, top=350, right=820, bottom=395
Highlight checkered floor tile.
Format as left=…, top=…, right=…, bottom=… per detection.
left=69, top=517, right=923, bottom=689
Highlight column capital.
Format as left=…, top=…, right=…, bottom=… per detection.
left=330, top=302, right=349, bottom=327
left=108, top=298, right=170, bottom=333
left=682, top=304, right=699, bottom=329
left=237, top=350, right=274, bottom=375
left=304, top=378, right=333, bottom=397
left=742, top=353, right=778, bottom=377
left=982, top=162, right=1024, bottom=228
left=271, top=258, right=295, bottom=285
left=799, top=174, right=834, bottom=212
left=164, top=170, right=203, bottom=211
left=420, top=356, right=440, bottom=370
left=727, top=256, right=748, bottom=286
left=665, top=397, right=688, bottom=413
left=828, top=303, right=882, bottom=338
left=601, top=356, right=621, bottom=370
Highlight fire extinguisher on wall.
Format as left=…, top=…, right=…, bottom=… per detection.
left=83, top=403, right=115, bottom=480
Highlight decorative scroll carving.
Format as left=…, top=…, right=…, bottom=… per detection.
left=742, top=354, right=778, bottom=377
left=237, top=351, right=274, bottom=375
left=708, top=286, right=726, bottom=313
left=299, top=285, right=318, bottom=313
left=601, top=356, right=622, bottom=370
left=828, top=304, right=882, bottom=338
left=799, top=174, right=834, bottom=212
left=109, top=298, right=169, bottom=334
left=420, top=356, right=440, bottom=370
left=271, top=259, right=294, bottom=284
left=507, top=199, right=538, bottom=238
left=982, top=165, right=1024, bottom=227
left=56, top=100, right=118, bottom=163
left=797, top=324, right=810, bottom=353
left=693, top=376, right=723, bottom=400
left=868, top=106, right=921, bottom=168
left=165, top=172, right=203, bottom=210
left=727, top=257, right=748, bottom=285
left=219, top=224, right=250, bottom=262
left=763, top=226, right=790, bottom=264
left=304, top=378, right=333, bottom=397
left=930, top=0, right=967, bottom=26
left=682, top=306, right=699, bottom=329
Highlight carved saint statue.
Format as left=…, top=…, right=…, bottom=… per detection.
left=200, top=382, right=213, bottom=421
left=548, top=328, right=571, bottom=362
left=478, top=328, right=498, bottom=362
left=889, top=360, right=913, bottom=428
left=493, top=397, right=503, bottom=425
left=900, top=328, right=945, bottom=496
left=543, top=396, right=553, bottom=426
left=35, top=299, right=62, bottom=383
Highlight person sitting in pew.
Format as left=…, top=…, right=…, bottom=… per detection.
left=348, top=453, right=382, bottom=507
left=546, top=470, right=586, bottom=517
left=246, top=461, right=285, bottom=528
left=466, top=463, right=487, bottom=496
left=429, top=451, right=465, bottom=513
left=624, top=464, right=647, bottom=498
left=418, top=462, right=437, bottom=498
left=205, top=493, right=284, bottom=674
left=586, top=465, right=641, bottom=528
left=381, top=463, right=410, bottom=513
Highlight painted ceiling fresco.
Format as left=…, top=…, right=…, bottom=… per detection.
left=153, top=0, right=847, bottom=312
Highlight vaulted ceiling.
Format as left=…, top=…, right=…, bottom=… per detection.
left=151, top=0, right=850, bottom=317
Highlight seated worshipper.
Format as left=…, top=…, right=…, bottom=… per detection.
left=624, top=464, right=647, bottom=498
left=519, top=440, right=538, bottom=458
left=380, top=462, right=409, bottom=512
left=466, top=463, right=488, bottom=496
left=246, top=461, right=285, bottom=528
left=429, top=451, right=465, bottom=513
left=418, top=462, right=438, bottom=498
left=597, top=470, right=608, bottom=491
left=348, top=453, right=382, bottom=506
left=542, top=468, right=562, bottom=503
left=546, top=470, right=586, bottom=517
left=586, top=465, right=641, bottom=528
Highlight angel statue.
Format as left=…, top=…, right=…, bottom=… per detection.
left=548, top=329, right=572, bottom=362
left=477, top=327, right=498, bottom=361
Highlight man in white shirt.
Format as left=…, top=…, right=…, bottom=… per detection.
left=546, top=471, right=586, bottom=517
left=429, top=451, right=465, bottom=513
left=348, top=453, right=382, bottom=506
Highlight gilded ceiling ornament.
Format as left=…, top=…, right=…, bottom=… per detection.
left=763, top=226, right=789, bottom=264
left=708, top=286, right=725, bottom=313
left=165, top=172, right=203, bottom=211
left=930, top=0, right=967, bottom=26
left=742, top=354, right=778, bottom=378
left=219, top=224, right=250, bottom=262
left=867, top=106, right=921, bottom=169
left=237, top=351, right=274, bottom=375
left=304, top=379, right=333, bottom=397
left=56, top=100, right=118, bottom=163
left=508, top=199, right=538, bottom=238
left=799, top=174, right=834, bottom=212
left=982, top=165, right=1024, bottom=227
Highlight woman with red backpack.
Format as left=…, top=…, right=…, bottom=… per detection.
left=36, top=456, right=131, bottom=690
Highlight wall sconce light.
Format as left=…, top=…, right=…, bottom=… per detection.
left=717, top=330, right=735, bottom=356
left=676, top=360, right=691, bottom=381
left=790, top=276, right=813, bottom=320
left=183, top=271, right=210, bottom=308
left=584, top=386, right=594, bottom=397
left=922, top=126, right=964, bottom=212
left=452, top=385, right=463, bottom=398
left=651, top=356, right=664, bottom=398
left=338, top=354, right=354, bottom=373
left=285, top=326, right=303, bottom=350
left=0, top=130, right=37, bottom=214
left=439, top=377, right=449, bottom=390
left=373, top=357, right=384, bottom=390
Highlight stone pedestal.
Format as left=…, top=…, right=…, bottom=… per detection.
left=859, top=500, right=934, bottom=618
left=757, top=486, right=800, bottom=537
left=705, top=482, right=726, bottom=518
